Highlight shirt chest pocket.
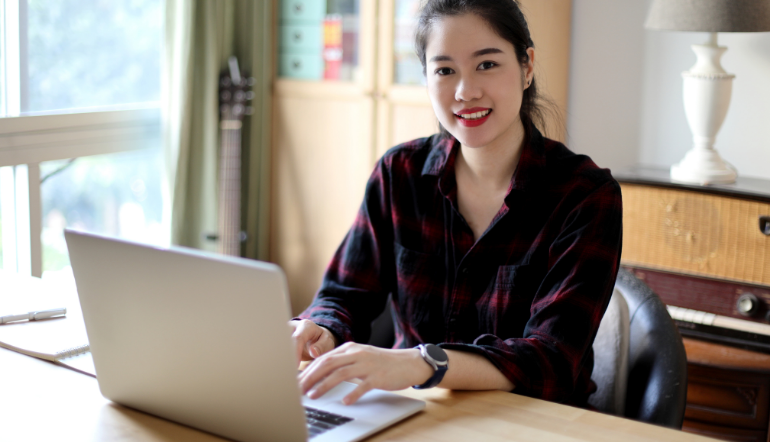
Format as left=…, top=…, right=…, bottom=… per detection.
left=393, top=243, right=444, bottom=325
left=475, top=264, right=534, bottom=337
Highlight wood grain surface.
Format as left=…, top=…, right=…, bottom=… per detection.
left=684, top=337, right=770, bottom=371
left=0, top=346, right=719, bottom=442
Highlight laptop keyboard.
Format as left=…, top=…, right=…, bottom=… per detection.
left=304, top=406, right=354, bottom=439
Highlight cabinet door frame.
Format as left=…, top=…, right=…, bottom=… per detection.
left=271, top=0, right=379, bottom=313
left=375, top=0, right=437, bottom=158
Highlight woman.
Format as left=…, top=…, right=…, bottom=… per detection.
left=290, top=0, right=622, bottom=408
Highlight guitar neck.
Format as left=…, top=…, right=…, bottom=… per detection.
left=216, top=58, right=252, bottom=256
left=218, top=114, right=242, bottom=256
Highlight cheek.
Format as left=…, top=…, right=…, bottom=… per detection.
left=427, top=80, right=454, bottom=118
left=495, top=77, right=524, bottom=114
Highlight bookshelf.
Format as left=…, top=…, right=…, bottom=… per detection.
left=270, top=0, right=572, bottom=314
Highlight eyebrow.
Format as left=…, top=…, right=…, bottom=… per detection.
left=429, top=47, right=504, bottom=63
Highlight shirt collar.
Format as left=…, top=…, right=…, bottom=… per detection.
left=421, top=135, right=457, bottom=177
left=421, top=125, right=548, bottom=198
left=508, top=124, right=547, bottom=194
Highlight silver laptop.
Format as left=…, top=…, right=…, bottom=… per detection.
left=64, top=230, right=425, bottom=442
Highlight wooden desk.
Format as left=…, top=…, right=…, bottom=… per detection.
left=0, top=347, right=716, bottom=442
left=0, top=271, right=714, bottom=441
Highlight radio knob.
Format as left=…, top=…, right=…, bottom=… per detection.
left=737, top=293, right=760, bottom=316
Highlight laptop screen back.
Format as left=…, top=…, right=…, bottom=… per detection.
left=65, top=230, right=308, bottom=442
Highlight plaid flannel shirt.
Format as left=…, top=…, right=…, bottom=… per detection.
left=299, top=126, right=623, bottom=405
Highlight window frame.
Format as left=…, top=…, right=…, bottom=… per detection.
left=0, top=107, right=163, bottom=278
left=0, top=0, right=165, bottom=277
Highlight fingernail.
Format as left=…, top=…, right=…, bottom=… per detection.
left=311, top=346, right=319, bottom=357
left=342, top=396, right=352, bottom=405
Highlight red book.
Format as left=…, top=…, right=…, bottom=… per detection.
left=323, top=15, right=343, bottom=80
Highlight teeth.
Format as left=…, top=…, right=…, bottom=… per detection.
left=460, top=110, right=490, bottom=120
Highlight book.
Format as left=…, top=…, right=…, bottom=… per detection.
left=323, top=14, right=343, bottom=80
left=0, top=271, right=96, bottom=377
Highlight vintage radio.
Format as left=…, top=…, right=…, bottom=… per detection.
left=617, top=167, right=770, bottom=441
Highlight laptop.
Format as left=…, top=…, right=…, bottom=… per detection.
left=64, top=229, right=425, bottom=442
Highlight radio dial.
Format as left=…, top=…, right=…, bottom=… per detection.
left=737, top=293, right=760, bottom=316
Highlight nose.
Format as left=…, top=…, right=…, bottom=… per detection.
left=454, top=75, right=482, bottom=102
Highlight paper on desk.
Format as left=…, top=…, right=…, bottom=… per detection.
left=0, top=271, right=95, bottom=376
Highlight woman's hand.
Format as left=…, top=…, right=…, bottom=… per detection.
left=298, top=343, right=433, bottom=405
left=289, top=319, right=338, bottom=365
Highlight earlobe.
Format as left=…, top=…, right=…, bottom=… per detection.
left=525, top=47, right=536, bottom=88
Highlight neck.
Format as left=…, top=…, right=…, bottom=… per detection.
left=456, top=120, right=526, bottom=189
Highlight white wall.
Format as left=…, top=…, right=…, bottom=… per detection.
left=566, top=0, right=648, bottom=172
left=568, top=0, right=770, bottom=181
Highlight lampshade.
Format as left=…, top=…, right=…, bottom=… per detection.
left=645, top=0, right=770, bottom=32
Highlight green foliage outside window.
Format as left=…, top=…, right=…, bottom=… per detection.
left=26, top=0, right=162, bottom=112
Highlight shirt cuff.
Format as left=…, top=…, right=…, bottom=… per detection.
left=437, top=339, right=525, bottom=394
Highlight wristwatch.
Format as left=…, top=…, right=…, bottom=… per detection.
left=413, top=343, right=448, bottom=389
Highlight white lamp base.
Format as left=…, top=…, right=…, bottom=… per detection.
left=672, top=33, right=737, bottom=185
left=670, top=147, right=737, bottom=185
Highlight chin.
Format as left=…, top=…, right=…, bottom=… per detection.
left=448, top=129, right=495, bottom=149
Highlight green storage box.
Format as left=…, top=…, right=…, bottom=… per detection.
left=280, top=24, right=323, bottom=52
left=279, top=52, right=324, bottom=80
left=280, top=0, right=326, bottom=24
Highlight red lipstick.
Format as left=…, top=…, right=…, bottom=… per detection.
left=454, top=107, right=492, bottom=128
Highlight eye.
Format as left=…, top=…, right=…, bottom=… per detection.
left=478, top=61, right=497, bottom=71
left=434, top=67, right=454, bottom=76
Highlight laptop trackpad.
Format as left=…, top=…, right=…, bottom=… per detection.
left=302, top=381, right=358, bottom=406
left=301, top=381, right=425, bottom=440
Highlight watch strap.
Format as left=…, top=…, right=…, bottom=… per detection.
left=413, top=344, right=448, bottom=389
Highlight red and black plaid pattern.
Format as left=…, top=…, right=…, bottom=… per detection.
left=299, top=127, right=623, bottom=406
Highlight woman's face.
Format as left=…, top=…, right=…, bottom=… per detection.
left=425, top=13, right=534, bottom=149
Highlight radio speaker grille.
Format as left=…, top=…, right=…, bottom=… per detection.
left=621, top=184, right=770, bottom=287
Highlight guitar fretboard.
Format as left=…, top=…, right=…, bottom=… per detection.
left=218, top=113, right=242, bottom=257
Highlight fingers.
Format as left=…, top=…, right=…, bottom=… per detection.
left=307, top=327, right=335, bottom=359
left=342, top=382, right=373, bottom=405
left=290, top=320, right=320, bottom=364
left=291, top=320, right=338, bottom=366
left=299, top=344, right=418, bottom=406
left=299, top=344, right=358, bottom=394
left=306, top=364, right=357, bottom=400
left=290, top=320, right=306, bottom=365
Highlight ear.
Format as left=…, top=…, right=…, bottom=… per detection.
left=524, top=47, right=535, bottom=89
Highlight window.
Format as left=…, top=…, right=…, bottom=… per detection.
left=0, top=0, right=167, bottom=278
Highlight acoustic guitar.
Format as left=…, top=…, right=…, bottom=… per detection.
left=217, top=56, right=253, bottom=256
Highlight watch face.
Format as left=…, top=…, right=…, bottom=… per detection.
left=425, top=344, right=448, bottom=363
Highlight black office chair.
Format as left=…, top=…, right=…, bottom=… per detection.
left=613, top=267, right=688, bottom=428
left=368, top=268, right=688, bottom=429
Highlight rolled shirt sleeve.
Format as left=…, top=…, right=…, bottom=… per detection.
left=441, top=180, right=623, bottom=403
left=298, top=156, right=396, bottom=344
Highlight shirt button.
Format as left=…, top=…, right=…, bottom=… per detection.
left=461, top=267, right=468, bottom=274
left=449, top=317, right=458, bottom=324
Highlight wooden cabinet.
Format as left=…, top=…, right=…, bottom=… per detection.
left=617, top=167, right=770, bottom=441
left=271, top=0, right=573, bottom=314
left=683, top=338, right=770, bottom=442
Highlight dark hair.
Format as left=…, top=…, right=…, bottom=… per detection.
left=415, top=0, right=554, bottom=138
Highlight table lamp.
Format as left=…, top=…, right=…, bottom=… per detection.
left=645, top=0, right=770, bottom=185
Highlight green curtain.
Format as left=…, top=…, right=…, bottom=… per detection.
left=163, top=0, right=272, bottom=259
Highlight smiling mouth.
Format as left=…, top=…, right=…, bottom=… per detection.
left=455, top=109, right=492, bottom=120
left=454, top=108, right=492, bottom=127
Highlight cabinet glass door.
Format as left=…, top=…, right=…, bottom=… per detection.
left=393, top=0, right=423, bottom=85
left=278, top=0, right=361, bottom=82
